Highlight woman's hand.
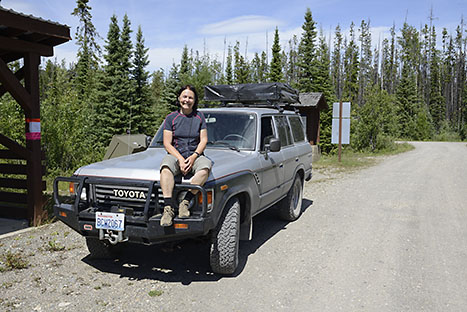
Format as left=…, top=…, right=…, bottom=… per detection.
left=181, top=154, right=196, bottom=175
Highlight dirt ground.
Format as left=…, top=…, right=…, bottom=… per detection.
left=1, top=142, right=466, bottom=311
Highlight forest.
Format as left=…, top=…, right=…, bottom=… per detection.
left=1, top=0, right=466, bottom=176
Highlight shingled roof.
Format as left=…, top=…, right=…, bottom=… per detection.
left=295, top=92, right=328, bottom=110
left=0, top=6, right=71, bottom=63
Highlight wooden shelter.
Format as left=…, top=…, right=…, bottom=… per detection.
left=0, top=7, right=71, bottom=224
left=294, top=92, right=328, bottom=145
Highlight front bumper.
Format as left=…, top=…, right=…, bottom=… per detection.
left=53, top=176, right=213, bottom=245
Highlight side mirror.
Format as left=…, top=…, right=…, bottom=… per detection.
left=264, top=137, right=281, bottom=159
left=145, top=135, right=153, bottom=147
left=267, top=137, right=281, bottom=152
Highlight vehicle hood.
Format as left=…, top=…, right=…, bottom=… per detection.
left=74, top=148, right=257, bottom=182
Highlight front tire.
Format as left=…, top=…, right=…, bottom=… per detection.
left=278, top=175, right=303, bottom=221
left=210, top=198, right=240, bottom=275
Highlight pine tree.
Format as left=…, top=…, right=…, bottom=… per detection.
left=224, top=45, right=233, bottom=84
left=331, top=25, right=344, bottom=100
left=268, top=27, right=283, bottom=82
left=342, top=22, right=359, bottom=104
left=285, top=36, right=299, bottom=86
left=396, top=23, right=432, bottom=140
left=297, top=8, right=318, bottom=92
left=132, top=25, right=153, bottom=135
left=71, top=0, right=100, bottom=99
left=233, top=41, right=250, bottom=84
left=428, top=26, right=445, bottom=132
left=358, top=19, right=372, bottom=106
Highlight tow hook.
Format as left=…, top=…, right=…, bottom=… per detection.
left=99, top=229, right=128, bottom=245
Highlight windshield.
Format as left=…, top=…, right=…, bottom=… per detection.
left=150, top=111, right=257, bottom=150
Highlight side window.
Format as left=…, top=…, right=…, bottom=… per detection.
left=274, top=115, right=292, bottom=147
left=288, top=116, right=305, bottom=142
left=260, top=116, right=275, bottom=150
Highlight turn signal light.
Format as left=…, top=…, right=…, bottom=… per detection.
left=198, top=191, right=213, bottom=205
left=69, top=182, right=75, bottom=195
left=59, top=211, right=67, bottom=218
left=174, top=223, right=188, bottom=229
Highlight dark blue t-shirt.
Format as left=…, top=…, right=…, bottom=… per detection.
left=163, top=110, right=207, bottom=158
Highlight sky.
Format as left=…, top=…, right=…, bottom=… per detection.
left=1, top=0, right=466, bottom=73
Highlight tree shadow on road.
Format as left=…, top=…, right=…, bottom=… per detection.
left=82, top=198, right=314, bottom=285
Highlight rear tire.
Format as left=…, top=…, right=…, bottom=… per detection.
left=278, top=176, right=303, bottom=221
left=85, top=237, right=122, bottom=259
left=210, top=198, right=240, bottom=275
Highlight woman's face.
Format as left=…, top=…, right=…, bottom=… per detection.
left=179, top=88, right=195, bottom=112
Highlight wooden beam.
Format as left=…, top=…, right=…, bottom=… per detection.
left=0, top=133, right=31, bottom=160
left=0, top=67, right=24, bottom=97
left=0, top=35, right=53, bottom=56
left=24, top=52, right=44, bottom=225
left=0, top=178, right=46, bottom=190
left=0, top=10, right=71, bottom=42
left=0, top=58, right=32, bottom=114
left=0, top=203, right=28, bottom=220
left=0, top=191, right=28, bottom=204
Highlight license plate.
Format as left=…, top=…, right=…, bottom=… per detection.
left=95, top=212, right=125, bottom=231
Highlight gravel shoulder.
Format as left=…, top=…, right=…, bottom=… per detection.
left=1, top=142, right=466, bottom=311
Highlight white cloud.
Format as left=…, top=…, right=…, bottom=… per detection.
left=148, top=47, right=183, bottom=72
left=199, top=15, right=284, bottom=36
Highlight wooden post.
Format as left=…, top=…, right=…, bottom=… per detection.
left=338, top=100, right=343, bottom=163
left=23, top=52, right=44, bottom=225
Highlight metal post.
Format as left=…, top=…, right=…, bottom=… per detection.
left=338, top=100, right=342, bottom=162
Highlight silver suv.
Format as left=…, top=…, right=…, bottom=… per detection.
left=53, top=84, right=313, bottom=275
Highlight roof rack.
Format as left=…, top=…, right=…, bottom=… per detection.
left=204, top=83, right=300, bottom=111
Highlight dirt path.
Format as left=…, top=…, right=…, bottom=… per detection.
left=1, top=142, right=466, bottom=311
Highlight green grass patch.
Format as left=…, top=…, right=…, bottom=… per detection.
left=148, top=289, right=163, bottom=297
left=314, top=142, right=414, bottom=173
left=0, top=250, right=29, bottom=271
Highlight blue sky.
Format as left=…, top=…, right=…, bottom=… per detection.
left=2, top=0, right=466, bottom=73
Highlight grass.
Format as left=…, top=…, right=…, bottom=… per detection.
left=313, top=142, right=414, bottom=174
left=148, top=289, right=164, bottom=297
left=45, top=239, right=65, bottom=252
left=0, top=250, right=29, bottom=271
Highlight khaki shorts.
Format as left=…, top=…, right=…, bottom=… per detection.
left=160, top=154, right=212, bottom=176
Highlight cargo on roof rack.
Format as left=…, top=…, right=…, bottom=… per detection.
left=204, top=83, right=300, bottom=105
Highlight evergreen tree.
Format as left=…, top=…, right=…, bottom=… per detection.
left=358, top=19, right=372, bottom=106
left=297, top=8, right=318, bottom=92
left=396, top=23, right=431, bottom=139
left=428, top=26, right=445, bottom=132
left=132, top=25, right=154, bottom=135
left=342, top=22, right=359, bottom=104
left=285, top=36, right=299, bottom=86
left=233, top=41, right=250, bottom=84
left=268, top=27, right=284, bottom=82
left=179, top=45, right=192, bottom=85
left=331, top=25, right=344, bottom=99
left=224, top=45, right=233, bottom=84
left=71, top=0, right=100, bottom=98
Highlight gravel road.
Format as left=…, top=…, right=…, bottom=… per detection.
left=1, top=141, right=466, bottom=311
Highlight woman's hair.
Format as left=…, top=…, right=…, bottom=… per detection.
left=176, top=85, right=199, bottom=111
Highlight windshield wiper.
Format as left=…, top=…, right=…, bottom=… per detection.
left=207, top=141, right=240, bottom=152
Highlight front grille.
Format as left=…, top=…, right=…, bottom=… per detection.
left=93, top=184, right=162, bottom=213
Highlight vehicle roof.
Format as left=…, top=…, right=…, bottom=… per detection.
left=199, top=106, right=299, bottom=116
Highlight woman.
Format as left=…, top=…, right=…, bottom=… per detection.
left=157, top=85, right=212, bottom=227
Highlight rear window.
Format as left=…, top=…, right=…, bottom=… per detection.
left=288, top=116, right=305, bottom=142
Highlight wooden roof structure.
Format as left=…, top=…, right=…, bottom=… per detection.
left=0, top=7, right=71, bottom=224
left=296, top=92, right=328, bottom=111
